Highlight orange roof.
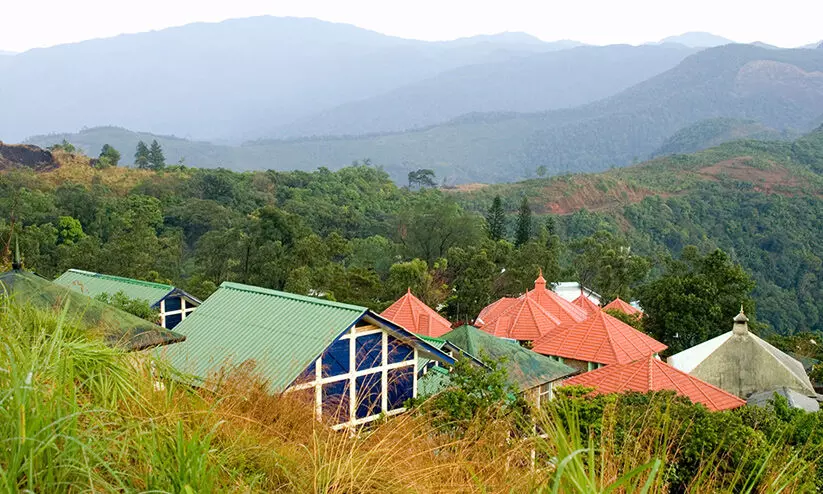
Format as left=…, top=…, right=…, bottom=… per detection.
left=478, top=294, right=562, bottom=341
left=532, top=310, right=667, bottom=365
left=475, top=273, right=588, bottom=341
left=563, top=356, right=745, bottom=411
left=603, top=297, right=641, bottom=316
left=572, top=293, right=600, bottom=315
left=380, top=289, right=453, bottom=338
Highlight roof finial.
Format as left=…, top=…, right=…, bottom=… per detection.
left=733, top=305, right=749, bottom=335
left=11, top=236, right=22, bottom=270
left=535, top=268, right=546, bottom=289
left=407, top=287, right=411, bottom=295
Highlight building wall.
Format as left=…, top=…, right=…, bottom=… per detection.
left=288, top=322, right=418, bottom=429
left=159, top=296, right=198, bottom=329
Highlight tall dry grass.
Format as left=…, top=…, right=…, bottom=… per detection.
left=0, top=299, right=816, bottom=492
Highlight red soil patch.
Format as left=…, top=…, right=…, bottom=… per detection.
left=540, top=180, right=659, bottom=215
left=697, top=157, right=802, bottom=193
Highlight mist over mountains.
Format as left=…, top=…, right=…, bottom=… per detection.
left=7, top=16, right=823, bottom=183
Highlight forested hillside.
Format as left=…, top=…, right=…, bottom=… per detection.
left=26, top=45, right=823, bottom=184
left=3, top=127, right=823, bottom=338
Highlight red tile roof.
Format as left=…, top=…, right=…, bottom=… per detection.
left=603, top=297, right=641, bottom=316
left=381, top=289, right=453, bottom=338
left=563, top=356, right=745, bottom=411
left=532, top=310, right=667, bottom=365
left=475, top=273, right=588, bottom=341
left=572, top=293, right=600, bottom=315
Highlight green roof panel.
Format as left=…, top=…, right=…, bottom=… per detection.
left=54, top=269, right=175, bottom=306
left=442, top=325, right=577, bottom=391
left=0, top=269, right=185, bottom=351
left=160, top=281, right=367, bottom=393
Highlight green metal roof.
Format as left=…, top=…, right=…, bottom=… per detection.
left=418, top=366, right=451, bottom=396
left=0, top=269, right=185, bottom=351
left=160, top=281, right=369, bottom=393
left=53, top=269, right=176, bottom=306
left=442, top=325, right=577, bottom=391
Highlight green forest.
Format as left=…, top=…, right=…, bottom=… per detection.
left=3, top=127, right=823, bottom=356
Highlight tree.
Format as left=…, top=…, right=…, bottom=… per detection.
left=387, top=258, right=450, bottom=309
left=571, top=231, right=650, bottom=302
left=638, top=247, right=756, bottom=353
left=514, top=197, right=532, bottom=247
left=48, top=139, right=76, bottom=153
left=134, top=141, right=150, bottom=169
left=97, top=144, right=121, bottom=168
left=407, top=169, right=436, bottom=190
left=485, top=195, right=507, bottom=241
left=95, top=291, right=158, bottom=322
left=148, top=140, right=166, bottom=170
left=536, top=165, right=548, bottom=177
left=56, top=216, right=85, bottom=245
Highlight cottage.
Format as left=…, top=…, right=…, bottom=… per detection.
left=430, top=325, right=577, bottom=407
left=667, top=309, right=816, bottom=399
left=532, top=310, right=667, bottom=373
left=1, top=255, right=184, bottom=351
left=161, top=282, right=455, bottom=429
left=381, top=288, right=452, bottom=338
left=563, top=355, right=745, bottom=411
left=475, top=273, right=588, bottom=343
left=54, top=269, right=201, bottom=329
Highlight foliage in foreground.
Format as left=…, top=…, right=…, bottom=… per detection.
left=2, top=302, right=822, bottom=492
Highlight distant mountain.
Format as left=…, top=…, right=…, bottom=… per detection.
left=651, top=118, right=789, bottom=157
left=25, top=45, right=823, bottom=184
left=659, top=32, right=735, bottom=47
left=276, top=44, right=699, bottom=138
left=0, top=16, right=574, bottom=143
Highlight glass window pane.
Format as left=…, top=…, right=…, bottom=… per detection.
left=165, top=312, right=182, bottom=329
left=387, top=335, right=414, bottom=363
left=294, top=361, right=316, bottom=385
left=321, top=339, right=350, bottom=378
left=355, top=333, right=382, bottom=370
left=322, top=380, right=350, bottom=424
left=387, top=366, right=414, bottom=410
left=355, top=372, right=382, bottom=419
left=164, top=296, right=182, bottom=312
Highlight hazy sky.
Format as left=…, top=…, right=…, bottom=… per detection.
left=2, top=0, right=821, bottom=52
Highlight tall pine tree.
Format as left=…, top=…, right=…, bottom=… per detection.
left=485, top=195, right=507, bottom=241
left=514, top=197, right=532, bottom=247
left=148, top=140, right=166, bottom=170
left=134, top=141, right=150, bottom=169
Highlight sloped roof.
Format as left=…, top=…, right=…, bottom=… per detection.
left=572, top=293, right=600, bottom=315
left=747, top=387, right=820, bottom=413
left=162, top=281, right=452, bottom=393
left=0, top=269, right=184, bottom=351
left=53, top=269, right=185, bottom=307
left=563, top=355, right=745, bottom=411
left=668, top=310, right=815, bottom=398
left=532, top=310, right=667, bottom=365
left=603, top=297, right=641, bottom=316
left=476, top=274, right=588, bottom=341
left=442, top=325, right=577, bottom=391
left=381, top=289, right=452, bottom=337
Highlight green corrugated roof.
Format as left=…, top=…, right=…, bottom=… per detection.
left=442, top=325, right=577, bottom=391
left=159, top=281, right=368, bottom=393
left=417, top=335, right=447, bottom=369
left=418, top=366, right=451, bottom=396
left=0, top=269, right=184, bottom=351
left=53, top=269, right=175, bottom=306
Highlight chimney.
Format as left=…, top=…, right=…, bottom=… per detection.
left=534, top=268, right=546, bottom=290
left=732, top=305, right=749, bottom=335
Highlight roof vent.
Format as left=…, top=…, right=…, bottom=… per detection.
left=733, top=306, right=749, bottom=335
left=534, top=269, right=546, bottom=290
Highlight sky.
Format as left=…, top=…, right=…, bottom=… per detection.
left=1, top=0, right=821, bottom=53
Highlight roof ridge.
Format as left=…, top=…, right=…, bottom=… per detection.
left=220, top=281, right=367, bottom=312
left=604, top=312, right=650, bottom=363
left=66, top=268, right=174, bottom=291
left=657, top=358, right=726, bottom=409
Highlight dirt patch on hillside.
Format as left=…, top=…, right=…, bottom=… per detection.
left=697, top=157, right=802, bottom=193
left=540, top=180, right=659, bottom=215
left=0, top=142, right=58, bottom=171
left=446, top=183, right=489, bottom=193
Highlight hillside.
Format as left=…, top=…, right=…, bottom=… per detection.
left=650, top=118, right=789, bottom=157
left=658, top=32, right=735, bottom=47
left=0, top=16, right=575, bottom=143
left=275, top=44, right=698, bottom=138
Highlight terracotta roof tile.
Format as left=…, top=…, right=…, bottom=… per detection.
left=532, top=310, right=666, bottom=365
left=381, top=289, right=453, bottom=338
left=572, top=293, right=600, bottom=315
left=563, top=356, right=746, bottom=411
left=603, top=297, right=641, bottom=316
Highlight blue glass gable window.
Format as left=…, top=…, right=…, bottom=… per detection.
left=321, top=338, right=350, bottom=378
left=322, top=380, right=349, bottom=423
left=165, top=312, right=183, bottom=329
left=387, top=367, right=414, bottom=410
left=387, top=335, right=414, bottom=363
left=164, top=296, right=182, bottom=312
left=355, top=372, right=382, bottom=419
left=355, top=333, right=382, bottom=370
